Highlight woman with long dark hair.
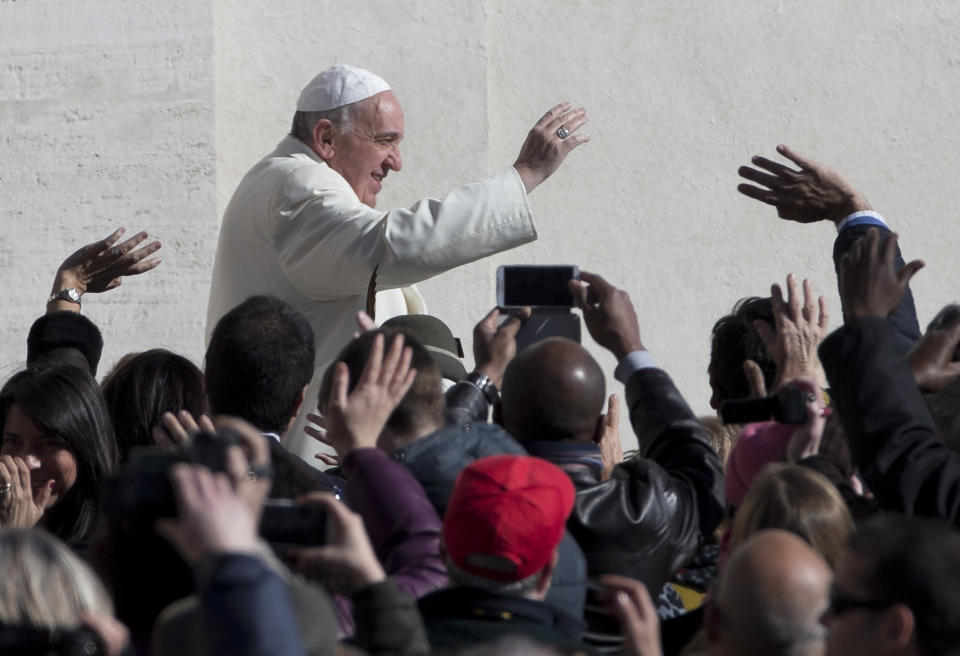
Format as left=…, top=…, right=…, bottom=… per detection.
left=0, top=366, right=118, bottom=549
left=100, top=348, right=205, bottom=464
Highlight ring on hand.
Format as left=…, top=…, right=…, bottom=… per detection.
left=109, top=247, right=122, bottom=257
left=0, top=482, right=11, bottom=497
left=556, top=126, right=569, bottom=139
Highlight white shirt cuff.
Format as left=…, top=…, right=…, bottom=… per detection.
left=837, top=210, right=887, bottom=232
left=614, top=350, right=657, bottom=383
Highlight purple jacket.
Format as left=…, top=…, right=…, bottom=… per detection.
left=334, top=447, right=448, bottom=637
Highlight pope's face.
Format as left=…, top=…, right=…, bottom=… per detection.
left=326, top=90, right=404, bottom=208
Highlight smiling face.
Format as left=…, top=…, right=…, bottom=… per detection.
left=324, top=91, right=404, bottom=208
left=1, top=404, right=77, bottom=505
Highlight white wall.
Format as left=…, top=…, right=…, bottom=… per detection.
left=0, top=0, right=216, bottom=379
left=4, top=1, right=960, bottom=448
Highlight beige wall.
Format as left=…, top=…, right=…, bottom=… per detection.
left=4, top=1, right=960, bottom=447
left=0, top=0, right=216, bottom=381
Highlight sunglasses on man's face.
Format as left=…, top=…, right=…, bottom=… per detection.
left=828, top=586, right=892, bottom=616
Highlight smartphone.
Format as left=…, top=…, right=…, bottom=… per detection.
left=720, top=387, right=807, bottom=425
left=496, top=265, right=580, bottom=309
left=259, top=499, right=328, bottom=546
left=514, top=310, right=582, bottom=351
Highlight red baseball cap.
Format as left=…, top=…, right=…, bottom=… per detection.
left=443, top=455, right=576, bottom=582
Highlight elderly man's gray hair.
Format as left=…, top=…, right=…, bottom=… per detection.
left=290, top=105, right=354, bottom=143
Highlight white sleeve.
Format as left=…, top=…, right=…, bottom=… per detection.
left=272, top=166, right=537, bottom=301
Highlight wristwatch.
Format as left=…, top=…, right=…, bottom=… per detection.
left=47, top=288, right=81, bottom=306
left=465, top=371, right=500, bottom=405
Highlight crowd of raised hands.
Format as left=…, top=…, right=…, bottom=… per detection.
left=2, top=144, right=960, bottom=656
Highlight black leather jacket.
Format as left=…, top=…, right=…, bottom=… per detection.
left=546, top=367, right=725, bottom=593
left=442, top=365, right=724, bottom=595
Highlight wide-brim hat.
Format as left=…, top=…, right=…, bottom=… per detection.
left=381, top=314, right=467, bottom=382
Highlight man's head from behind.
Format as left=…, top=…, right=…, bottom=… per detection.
left=291, top=64, right=404, bottom=208
left=443, top=455, right=575, bottom=599
left=708, top=529, right=831, bottom=656
left=500, top=337, right=606, bottom=444
left=205, top=295, right=315, bottom=435
left=319, top=330, right=444, bottom=451
left=824, top=515, right=960, bottom=656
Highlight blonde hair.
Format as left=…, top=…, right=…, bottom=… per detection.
left=730, top=464, right=853, bottom=570
left=0, top=529, right=113, bottom=628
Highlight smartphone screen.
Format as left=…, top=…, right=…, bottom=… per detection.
left=497, top=265, right=579, bottom=308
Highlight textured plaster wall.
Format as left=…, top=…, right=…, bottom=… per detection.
left=0, top=0, right=216, bottom=380
left=4, top=1, right=960, bottom=450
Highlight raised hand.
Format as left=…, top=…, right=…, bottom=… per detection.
left=784, top=378, right=828, bottom=463
left=473, top=306, right=531, bottom=387
left=909, top=320, right=960, bottom=392
left=286, top=492, right=386, bottom=595
left=155, top=464, right=260, bottom=565
left=152, top=410, right=215, bottom=448
left=0, top=455, right=54, bottom=528
left=513, top=102, right=590, bottom=193
left=597, top=394, right=622, bottom=481
left=738, top=145, right=871, bottom=224
left=215, top=416, right=273, bottom=521
left=753, top=274, right=829, bottom=392
left=569, top=271, right=643, bottom=359
left=322, top=333, right=417, bottom=457
left=598, top=574, right=664, bottom=656
left=838, top=228, right=924, bottom=321
left=50, top=227, right=162, bottom=309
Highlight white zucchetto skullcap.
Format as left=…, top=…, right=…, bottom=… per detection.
left=296, top=64, right=391, bottom=112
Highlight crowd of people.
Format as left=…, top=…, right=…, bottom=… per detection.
left=4, top=63, right=960, bottom=656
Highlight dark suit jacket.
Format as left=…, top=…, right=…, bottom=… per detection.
left=267, top=437, right=345, bottom=500
left=833, top=222, right=921, bottom=351
left=821, top=317, right=960, bottom=523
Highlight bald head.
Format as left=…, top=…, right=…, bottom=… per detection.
left=500, top=337, right=605, bottom=443
left=710, top=530, right=831, bottom=656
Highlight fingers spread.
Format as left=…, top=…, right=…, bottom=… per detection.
left=801, top=278, right=817, bottom=322
left=305, top=425, right=333, bottom=446
left=737, top=183, right=779, bottom=206
left=776, top=144, right=814, bottom=170
left=738, top=166, right=782, bottom=189
left=535, top=102, right=572, bottom=129
left=750, top=155, right=797, bottom=177
left=818, top=295, right=830, bottom=331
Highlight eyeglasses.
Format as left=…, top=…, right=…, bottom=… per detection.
left=828, top=586, right=892, bottom=615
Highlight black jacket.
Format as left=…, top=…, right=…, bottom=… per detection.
left=533, top=367, right=725, bottom=591
left=268, top=437, right=345, bottom=501
left=418, top=586, right=589, bottom=652
left=821, top=317, right=960, bottom=523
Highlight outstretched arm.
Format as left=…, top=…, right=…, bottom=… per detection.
left=819, top=228, right=960, bottom=521
left=47, top=227, right=161, bottom=313
left=738, top=145, right=921, bottom=348
left=569, top=272, right=725, bottom=587
left=445, top=306, right=531, bottom=424
left=294, top=333, right=445, bottom=597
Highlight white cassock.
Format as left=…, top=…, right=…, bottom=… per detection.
left=206, top=135, right=537, bottom=462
